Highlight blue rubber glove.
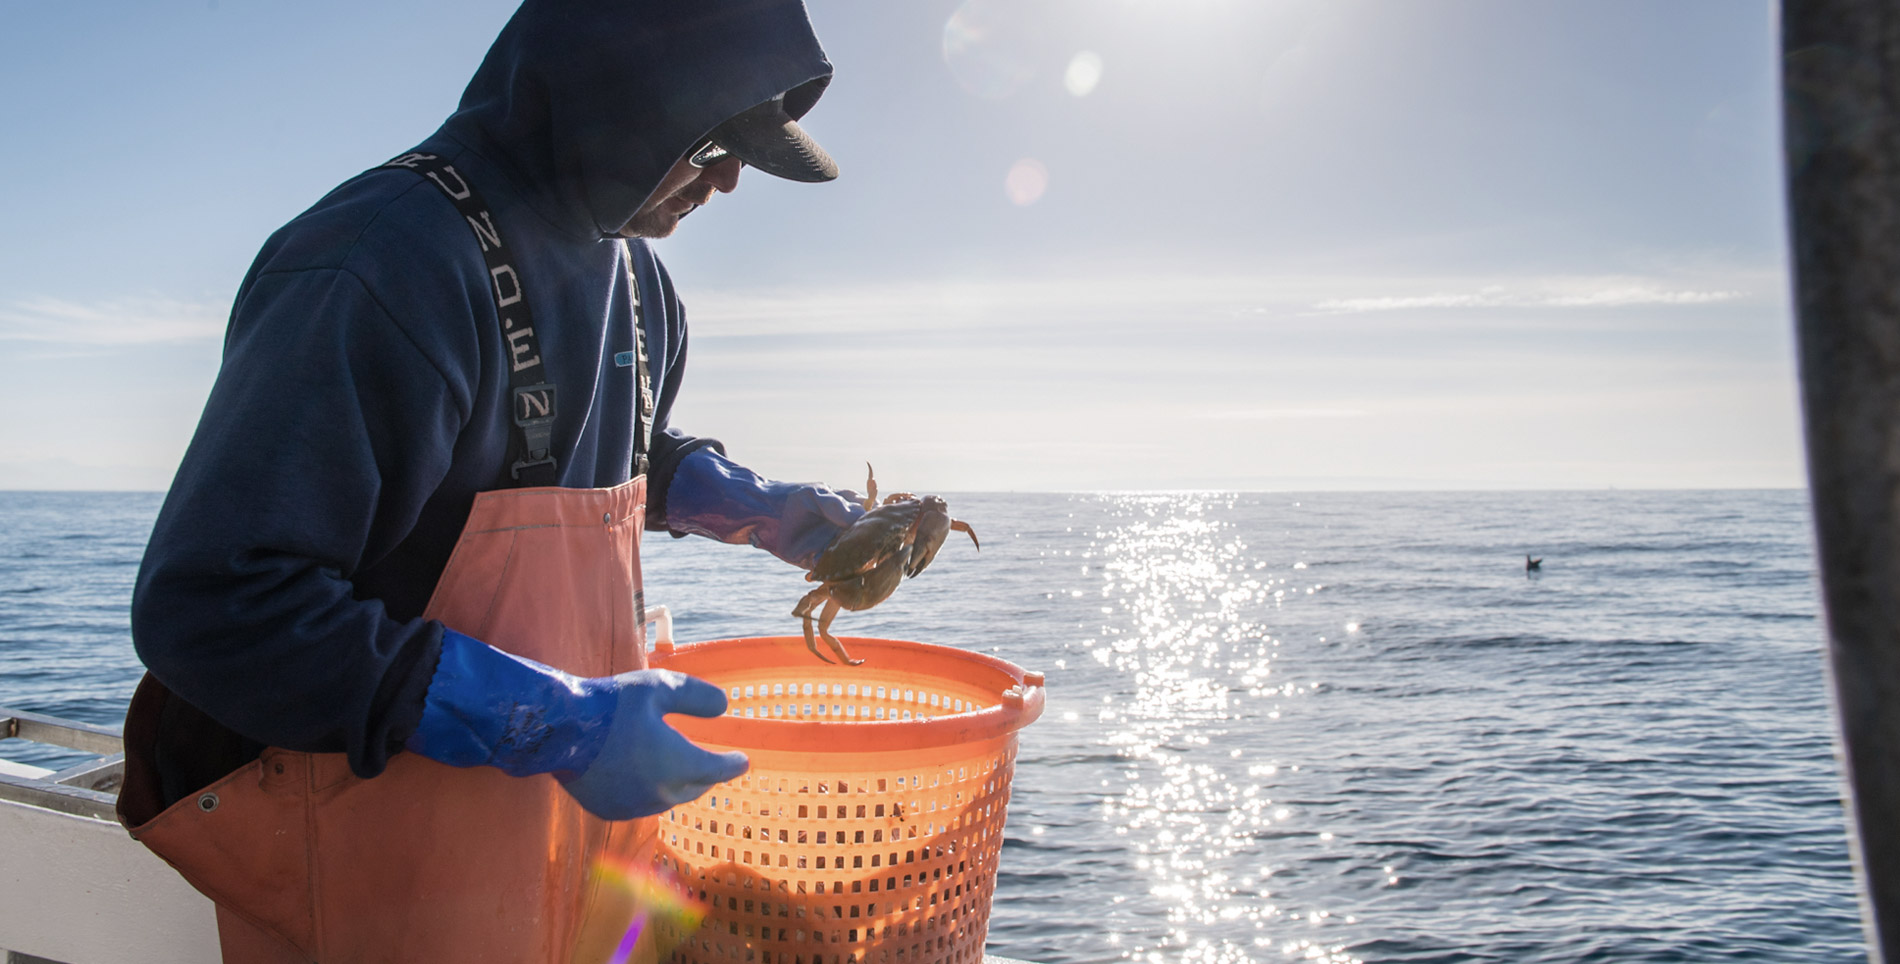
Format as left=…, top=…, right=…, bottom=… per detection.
left=558, top=672, right=749, bottom=820
left=405, top=630, right=748, bottom=819
left=663, top=447, right=865, bottom=570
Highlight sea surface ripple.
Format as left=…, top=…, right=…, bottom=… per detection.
left=0, top=489, right=1865, bottom=962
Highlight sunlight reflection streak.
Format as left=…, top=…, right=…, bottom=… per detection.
left=1088, top=493, right=1362, bottom=963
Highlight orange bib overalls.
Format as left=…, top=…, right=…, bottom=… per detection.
left=118, top=151, right=662, bottom=963
left=119, top=479, right=657, bottom=964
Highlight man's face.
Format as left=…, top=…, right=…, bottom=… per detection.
left=618, top=154, right=742, bottom=238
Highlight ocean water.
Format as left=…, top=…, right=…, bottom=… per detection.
left=0, top=489, right=1866, bottom=962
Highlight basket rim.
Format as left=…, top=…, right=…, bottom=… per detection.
left=649, top=635, right=1045, bottom=754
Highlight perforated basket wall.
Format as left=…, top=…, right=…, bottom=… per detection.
left=645, top=635, right=1045, bottom=964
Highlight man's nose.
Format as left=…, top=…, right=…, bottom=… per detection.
left=704, top=157, right=743, bottom=193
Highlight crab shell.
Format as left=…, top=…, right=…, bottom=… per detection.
left=817, top=553, right=909, bottom=613
left=807, top=496, right=972, bottom=596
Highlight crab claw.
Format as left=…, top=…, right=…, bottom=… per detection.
left=904, top=497, right=979, bottom=577
left=907, top=506, right=949, bottom=577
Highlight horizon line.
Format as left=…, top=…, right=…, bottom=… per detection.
left=0, top=485, right=1812, bottom=496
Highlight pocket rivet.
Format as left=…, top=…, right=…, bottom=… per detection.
left=197, top=793, right=220, bottom=813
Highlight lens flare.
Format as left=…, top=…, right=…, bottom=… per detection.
left=1006, top=159, right=1049, bottom=206
left=582, top=857, right=709, bottom=964
left=1064, top=51, right=1104, bottom=97
left=942, top=0, right=1036, bottom=99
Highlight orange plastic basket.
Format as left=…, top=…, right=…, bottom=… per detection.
left=645, top=635, right=1046, bottom=964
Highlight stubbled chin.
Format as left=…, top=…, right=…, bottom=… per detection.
left=618, top=196, right=705, bottom=238
left=617, top=211, right=681, bottom=239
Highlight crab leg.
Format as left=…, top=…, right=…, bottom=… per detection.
left=793, top=587, right=837, bottom=664
left=815, top=598, right=865, bottom=666
left=951, top=519, right=980, bottom=550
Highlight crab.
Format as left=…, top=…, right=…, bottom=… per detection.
left=791, top=465, right=979, bottom=665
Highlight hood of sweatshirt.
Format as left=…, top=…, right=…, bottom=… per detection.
left=444, top=0, right=833, bottom=239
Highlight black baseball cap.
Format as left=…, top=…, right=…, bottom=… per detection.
left=704, top=92, right=839, bottom=183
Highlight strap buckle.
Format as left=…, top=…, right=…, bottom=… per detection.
left=510, top=455, right=556, bottom=481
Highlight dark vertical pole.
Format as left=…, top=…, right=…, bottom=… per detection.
left=1784, top=3, right=1900, bottom=961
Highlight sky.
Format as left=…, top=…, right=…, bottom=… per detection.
left=1, top=0, right=1797, bottom=492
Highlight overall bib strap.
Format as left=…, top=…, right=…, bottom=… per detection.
left=384, top=150, right=559, bottom=488
left=621, top=243, right=655, bottom=479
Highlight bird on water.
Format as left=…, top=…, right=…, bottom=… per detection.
left=1526, top=554, right=1542, bottom=572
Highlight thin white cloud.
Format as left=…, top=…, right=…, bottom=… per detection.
left=1, top=296, right=225, bottom=345
left=681, top=272, right=1771, bottom=335
left=1198, top=408, right=1367, bottom=420
left=1311, top=284, right=1744, bottom=314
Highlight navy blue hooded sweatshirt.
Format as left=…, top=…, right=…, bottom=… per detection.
left=132, top=0, right=834, bottom=789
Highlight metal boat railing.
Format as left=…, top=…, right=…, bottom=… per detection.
left=0, top=709, right=123, bottom=823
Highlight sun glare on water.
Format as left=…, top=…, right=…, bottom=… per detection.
left=1075, top=494, right=1361, bottom=964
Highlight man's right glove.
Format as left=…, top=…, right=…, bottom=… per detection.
left=404, top=629, right=748, bottom=819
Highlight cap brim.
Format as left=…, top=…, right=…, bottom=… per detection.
left=710, top=99, right=839, bottom=183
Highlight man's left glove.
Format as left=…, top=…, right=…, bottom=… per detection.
left=663, top=447, right=864, bottom=570
left=403, top=629, right=748, bottom=819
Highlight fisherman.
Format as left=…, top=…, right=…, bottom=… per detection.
left=116, top=1, right=866, bottom=960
